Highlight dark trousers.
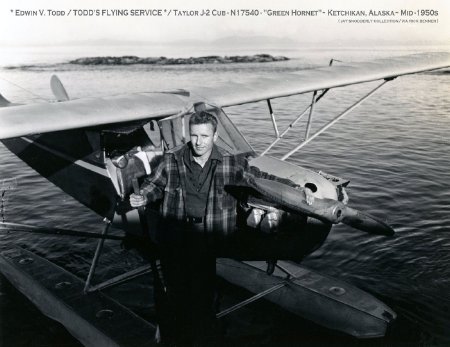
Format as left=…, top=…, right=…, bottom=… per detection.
left=159, top=224, right=218, bottom=346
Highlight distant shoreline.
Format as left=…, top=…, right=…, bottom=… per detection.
left=69, top=54, right=289, bottom=65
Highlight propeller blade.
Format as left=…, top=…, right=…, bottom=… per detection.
left=341, top=207, right=395, bottom=236
left=50, top=75, right=70, bottom=101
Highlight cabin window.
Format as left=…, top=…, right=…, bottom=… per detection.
left=158, top=108, right=255, bottom=156
left=102, top=121, right=164, bottom=198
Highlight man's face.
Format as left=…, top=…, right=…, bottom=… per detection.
left=189, top=123, right=218, bottom=158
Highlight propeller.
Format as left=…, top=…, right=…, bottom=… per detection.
left=341, top=207, right=394, bottom=236
left=50, top=75, right=70, bottom=101
left=231, top=176, right=394, bottom=236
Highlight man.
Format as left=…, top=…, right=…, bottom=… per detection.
left=130, top=110, right=313, bottom=345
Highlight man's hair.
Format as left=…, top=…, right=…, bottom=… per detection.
left=189, top=111, right=218, bottom=133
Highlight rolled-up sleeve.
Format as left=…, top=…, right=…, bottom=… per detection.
left=140, top=157, right=167, bottom=203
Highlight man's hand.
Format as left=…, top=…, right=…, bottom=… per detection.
left=304, top=187, right=314, bottom=206
left=129, top=193, right=148, bottom=208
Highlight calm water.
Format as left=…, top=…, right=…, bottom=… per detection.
left=0, top=45, right=449, bottom=346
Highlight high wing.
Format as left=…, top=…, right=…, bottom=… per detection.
left=0, top=93, right=190, bottom=140
left=0, top=52, right=449, bottom=140
left=191, top=52, right=450, bottom=107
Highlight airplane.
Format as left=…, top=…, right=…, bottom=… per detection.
left=0, top=52, right=449, bottom=347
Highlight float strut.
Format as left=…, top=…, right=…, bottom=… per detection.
left=87, top=265, right=152, bottom=293
left=83, top=218, right=111, bottom=293
left=216, top=282, right=286, bottom=318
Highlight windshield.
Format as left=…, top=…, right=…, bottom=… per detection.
left=159, top=107, right=255, bottom=156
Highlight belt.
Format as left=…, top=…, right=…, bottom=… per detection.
left=186, top=216, right=204, bottom=224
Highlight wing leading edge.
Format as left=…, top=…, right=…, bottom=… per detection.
left=0, top=52, right=448, bottom=140
left=191, top=52, right=450, bottom=107
left=0, top=93, right=190, bottom=140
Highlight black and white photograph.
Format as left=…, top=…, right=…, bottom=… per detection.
left=0, top=0, right=449, bottom=346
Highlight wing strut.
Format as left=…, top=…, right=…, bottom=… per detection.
left=260, top=88, right=330, bottom=156
left=281, top=79, right=391, bottom=161
left=267, top=99, right=280, bottom=138
left=304, top=90, right=318, bottom=140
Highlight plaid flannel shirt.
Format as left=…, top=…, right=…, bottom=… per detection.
left=140, top=144, right=296, bottom=236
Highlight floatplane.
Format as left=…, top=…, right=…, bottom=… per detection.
left=0, top=53, right=449, bottom=346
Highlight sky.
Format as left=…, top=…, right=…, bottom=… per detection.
left=0, top=0, right=449, bottom=47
